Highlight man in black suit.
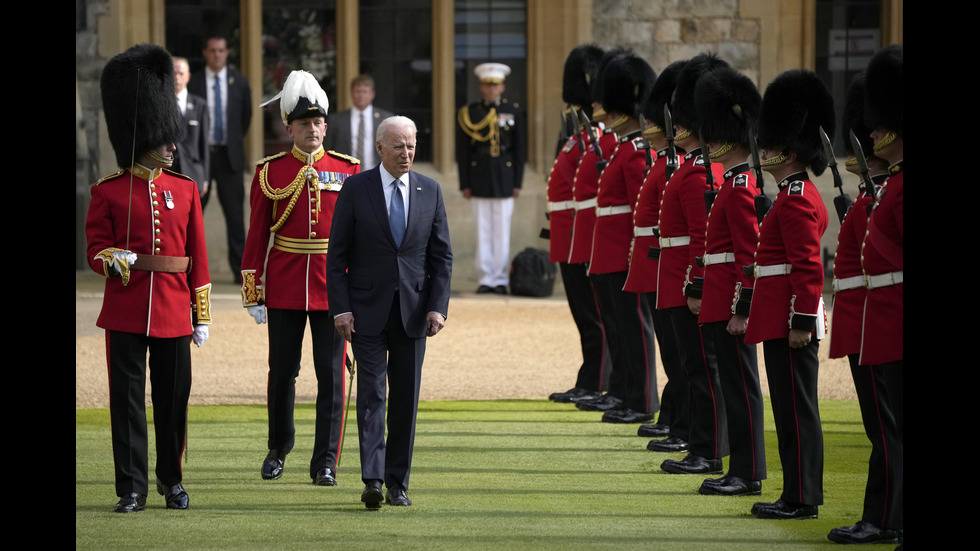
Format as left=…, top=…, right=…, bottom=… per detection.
left=172, top=56, right=209, bottom=198
left=324, top=74, right=394, bottom=168
left=188, top=36, right=252, bottom=283
left=327, top=116, right=453, bottom=510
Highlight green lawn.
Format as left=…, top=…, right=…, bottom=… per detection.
left=76, top=399, right=893, bottom=550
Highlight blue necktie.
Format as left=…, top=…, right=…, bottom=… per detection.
left=389, top=179, right=405, bottom=247
left=213, top=76, right=224, bottom=143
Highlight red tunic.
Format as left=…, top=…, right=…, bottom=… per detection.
left=86, top=166, right=210, bottom=338
left=698, top=164, right=760, bottom=324
left=655, top=149, right=723, bottom=309
left=241, top=146, right=360, bottom=311
left=828, top=188, right=874, bottom=359
left=859, top=165, right=903, bottom=365
left=745, top=173, right=829, bottom=344
left=546, top=132, right=586, bottom=263
left=588, top=131, right=647, bottom=274
left=624, top=150, right=668, bottom=292
left=568, top=129, right=619, bottom=264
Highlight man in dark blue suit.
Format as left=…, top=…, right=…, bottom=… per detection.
left=327, top=116, right=453, bottom=510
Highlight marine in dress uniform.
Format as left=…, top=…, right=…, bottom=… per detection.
left=546, top=45, right=611, bottom=405
left=827, top=46, right=904, bottom=545
left=691, top=66, right=767, bottom=496
left=649, top=54, right=729, bottom=476
left=241, top=71, right=360, bottom=486
left=746, top=69, right=835, bottom=520
left=87, top=44, right=212, bottom=513
left=457, top=62, right=525, bottom=294
left=586, top=52, right=659, bottom=424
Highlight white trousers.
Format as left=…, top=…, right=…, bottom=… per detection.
left=471, top=197, right=514, bottom=287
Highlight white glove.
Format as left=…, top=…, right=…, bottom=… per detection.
left=247, top=305, right=267, bottom=324
left=192, top=325, right=209, bottom=347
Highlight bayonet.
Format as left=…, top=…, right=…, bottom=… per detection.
left=699, top=131, right=717, bottom=214
left=849, top=129, right=878, bottom=202
left=664, top=104, right=679, bottom=180
left=638, top=113, right=653, bottom=170
left=749, top=130, right=773, bottom=223
left=578, top=109, right=607, bottom=175
left=820, top=125, right=852, bottom=224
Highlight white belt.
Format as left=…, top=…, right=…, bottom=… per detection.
left=575, top=198, right=597, bottom=210
left=832, top=275, right=864, bottom=292
left=596, top=204, right=631, bottom=217
left=702, top=252, right=735, bottom=266
left=755, top=263, right=791, bottom=278
left=634, top=226, right=657, bottom=237
left=866, top=270, right=903, bottom=289
left=548, top=200, right=576, bottom=212
left=659, top=235, right=691, bottom=248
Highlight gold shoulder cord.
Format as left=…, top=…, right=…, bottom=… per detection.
left=259, top=163, right=321, bottom=233
left=457, top=105, right=500, bottom=157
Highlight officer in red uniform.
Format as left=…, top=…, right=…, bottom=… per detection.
left=87, top=44, right=212, bottom=513
left=828, top=45, right=903, bottom=545
left=746, top=69, right=834, bottom=520
left=547, top=45, right=611, bottom=405
left=649, top=54, right=729, bottom=477
left=241, top=71, right=361, bottom=486
left=692, top=66, right=767, bottom=496
left=587, top=51, right=659, bottom=424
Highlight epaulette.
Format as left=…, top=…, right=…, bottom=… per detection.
left=788, top=180, right=805, bottom=196
left=94, top=169, right=126, bottom=186
left=631, top=136, right=645, bottom=150
left=256, top=151, right=288, bottom=166
left=692, top=154, right=706, bottom=167
left=328, top=150, right=361, bottom=165
left=163, top=168, right=197, bottom=183
left=733, top=173, right=749, bottom=188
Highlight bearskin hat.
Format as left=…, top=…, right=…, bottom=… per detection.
left=643, top=59, right=687, bottom=129
left=101, top=44, right=185, bottom=169
left=671, top=53, right=730, bottom=133
left=843, top=73, right=874, bottom=157
left=590, top=48, right=628, bottom=115
left=864, top=44, right=903, bottom=138
left=596, top=51, right=656, bottom=119
left=694, top=65, right=760, bottom=150
left=758, top=69, right=836, bottom=176
left=562, top=44, right=604, bottom=108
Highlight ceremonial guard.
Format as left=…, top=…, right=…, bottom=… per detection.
left=87, top=44, right=211, bottom=512
left=692, top=66, right=767, bottom=496
left=746, top=69, right=834, bottom=520
left=649, top=54, right=728, bottom=477
left=586, top=51, right=659, bottom=424
left=628, top=60, right=689, bottom=441
left=457, top=62, right=525, bottom=294
left=241, top=71, right=361, bottom=486
left=828, top=45, right=903, bottom=545
left=547, top=45, right=611, bottom=405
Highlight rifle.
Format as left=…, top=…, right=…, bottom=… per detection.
left=699, top=131, right=717, bottom=214
left=577, top=109, right=607, bottom=175
left=663, top=105, right=680, bottom=180
left=819, top=125, right=853, bottom=224
left=637, top=113, right=653, bottom=170
left=749, top=130, right=773, bottom=224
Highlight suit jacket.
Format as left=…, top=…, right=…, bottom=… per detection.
left=327, top=166, right=453, bottom=339
left=188, top=67, right=252, bottom=172
left=324, top=106, right=394, bottom=167
left=173, top=92, right=210, bottom=194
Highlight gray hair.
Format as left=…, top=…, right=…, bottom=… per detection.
left=377, top=116, right=417, bottom=145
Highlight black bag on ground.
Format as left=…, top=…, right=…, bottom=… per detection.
left=509, top=247, right=556, bottom=297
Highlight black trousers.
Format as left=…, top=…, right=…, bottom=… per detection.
left=266, top=308, right=347, bottom=478
left=665, top=306, right=728, bottom=458
left=107, top=331, right=191, bottom=497
left=590, top=271, right=658, bottom=413
left=352, top=295, right=426, bottom=490
left=763, top=337, right=823, bottom=506
left=851, top=356, right=903, bottom=529
left=702, top=321, right=765, bottom=480
left=203, top=146, right=245, bottom=279
left=559, top=262, right=610, bottom=392
left=649, top=294, right=686, bottom=432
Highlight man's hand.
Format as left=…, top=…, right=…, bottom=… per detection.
left=513, top=188, right=521, bottom=198
left=686, top=297, right=701, bottom=316
left=462, top=188, right=472, bottom=200
left=789, top=328, right=811, bottom=349
left=335, top=313, right=355, bottom=342
left=247, top=305, right=267, bottom=324
left=426, top=312, right=446, bottom=337
left=726, top=314, right=748, bottom=336
left=192, top=325, right=209, bottom=347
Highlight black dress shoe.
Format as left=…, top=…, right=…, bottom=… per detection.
left=157, top=480, right=189, bottom=510
left=755, top=500, right=818, bottom=520
left=575, top=393, right=623, bottom=412
left=647, top=436, right=689, bottom=453
left=637, top=422, right=670, bottom=437
left=362, top=480, right=384, bottom=510
left=661, top=453, right=724, bottom=475
left=601, top=408, right=655, bottom=424
left=549, top=387, right=600, bottom=403
left=476, top=285, right=493, bottom=294
left=114, top=492, right=146, bottom=513
left=827, top=521, right=900, bottom=544
left=385, top=486, right=412, bottom=506
left=261, top=450, right=285, bottom=480
left=751, top=499, right=778, bottom=515
left=313, top=467, right=336, bottom=486
left=699, top=474, right=762, bottom=496
left=493, top=285, right=508, bottom=295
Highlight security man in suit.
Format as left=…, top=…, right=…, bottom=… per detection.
left=325, top=74, right=394, bottom=168
left=172, top=56, right=209, bottom=198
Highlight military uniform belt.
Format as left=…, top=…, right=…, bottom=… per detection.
left=701, top=252, right=735, bottom=266
left=754, top=263, right=792, bottom=278
left=273, top=235, right=329, bottom=254
left=865, top=270, right=903, bottom=289
left=596, top=204, right=631, bottom=217
left=634, top=226, right=657, bottom=237
left=132, top=255, right=192, bottom=273
left=832, top=274, right=864, bottom=292
left=574, top=198, right=597, bottom=210
left=548, top=200, right=576, bottom=212
left=659, top=235, right=691, bottom=248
